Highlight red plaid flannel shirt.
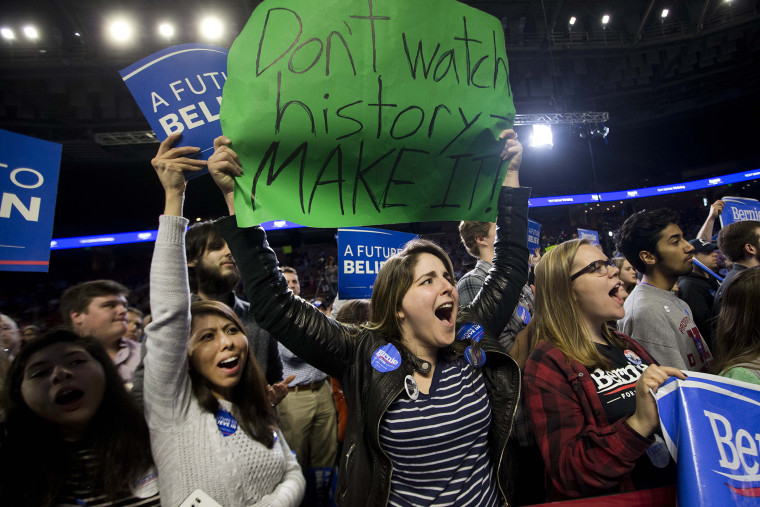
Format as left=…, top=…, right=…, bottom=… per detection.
left=523, top=333, right=656, bottom=500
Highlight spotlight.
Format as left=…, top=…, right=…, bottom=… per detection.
left=1, top=27, right=15, bottom=40
left=200, top=16, right=223, bottom=41
left=158, top=22, right=174, bottom=39
left=569, top=16, right=576, bottom=25
left=529, top=124, right=553, bottom=148
left=602, top=15, right=610, bottom=25
left=107, top=19, right=133, bottom=43
left=589, top=123, right=610, bottom=139
left=74, top=32, right=80, bottom=37
left=23, top=25, right=39, bottom=40
left=661, top=9, right=669, bottom=18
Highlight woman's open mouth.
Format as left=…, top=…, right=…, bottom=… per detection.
left=609, top=283, right=626, bottom=304
left=55, top=388, right=85, bottom=411
left=217, top=356, right=240, bottom=373
left=435, top=303, right=454, bottom=325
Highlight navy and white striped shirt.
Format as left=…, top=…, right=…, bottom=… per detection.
left=378, top=357, right=500, bottom=507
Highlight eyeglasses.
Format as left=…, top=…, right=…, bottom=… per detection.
left=570, top=258, right=616, bottom=281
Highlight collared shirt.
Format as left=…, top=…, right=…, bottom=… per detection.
left=279, top=342, right=328, bottom=386
left=114, top=338, right=142, bottom=383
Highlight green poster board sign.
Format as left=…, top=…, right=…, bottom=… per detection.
left=222, top=0, right=514, bottom=227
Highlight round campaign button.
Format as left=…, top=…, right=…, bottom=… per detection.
left=216, top=407, right=238, bottom=437
left=371, top=343, right=402, bottom=372
left=623, top=349, right=642, bottom=365
left=517, top=305, right=531, bottom=325
left=646, top=434, right=671, bottom=468
left=464, top=346, right=487, bottom=368
left=404, top=375, right=419, bottom=400
left=457, top=322, right=484, bottom=343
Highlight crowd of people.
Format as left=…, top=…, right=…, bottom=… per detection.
left=1, top=127, right=759, bottom=507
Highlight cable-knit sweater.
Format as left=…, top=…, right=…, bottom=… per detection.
left=144, top=215, right=305, bottom=507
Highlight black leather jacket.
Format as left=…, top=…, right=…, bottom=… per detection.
left=217, top=186, right=531, bottom=506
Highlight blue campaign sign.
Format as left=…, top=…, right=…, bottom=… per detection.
left=0, top=129, right=62, bottom=272
left=654, top=372, right=760, bottom=506
left=338, top=227, right=418, bottom=299
left=577, top=228, right=600, bottom=246
left=527, top=219, right=541, bottom=253
left=720, top=196, right=760, bottom=227
left=120, top=43, right=228, bottom=162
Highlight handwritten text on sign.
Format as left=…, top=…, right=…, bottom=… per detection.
left=222, top=0, right=515, bottom=227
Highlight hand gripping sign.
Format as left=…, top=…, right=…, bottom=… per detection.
left=654, top=372, right=760, bottom=506
left=221, top=0, right=515, bottom=228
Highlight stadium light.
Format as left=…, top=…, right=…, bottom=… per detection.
left=199, top=16, right=223, bottom=41
left=602, top=15, right=610, bottom=25
left=1, top=27, right=15, bottom=40
left=569, top=16, right=577, bottom=25
left=661, top=9, right=669, bottom=18
left=158, top=22, right=174, bottom=39
left=529, top=125, right=553, bottom=148
left=23, top=26, right=39, bottom=40
left=107, top=19, right=134, bottom=43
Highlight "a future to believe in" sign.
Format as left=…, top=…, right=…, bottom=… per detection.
left=0, top=129, right=62, bottom=272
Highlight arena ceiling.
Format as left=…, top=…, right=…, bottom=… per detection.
left=1, top=0, right=759, bottom=236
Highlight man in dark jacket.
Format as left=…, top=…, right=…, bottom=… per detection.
left=678, top=239, right=721, bottom=349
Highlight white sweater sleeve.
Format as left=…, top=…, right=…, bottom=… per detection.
left=143, top=214, right=194, bottom=427
left=249, top=430, right=306, bottom=507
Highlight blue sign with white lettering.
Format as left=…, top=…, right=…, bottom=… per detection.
left=577, top=228, right=600, bottom=246
left=654, top=372, right=760, bottom=506
left=0, top=129, right=62, bottom=272
left=527, top=219, right=541, bottom=254
left=120, top=43, right=228, bottom=162
left=720, top=196, right=760, bottom=227
left=338, top=227, right=418, bottom=300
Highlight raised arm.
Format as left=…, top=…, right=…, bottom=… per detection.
left=143, top=133, right=206, bottom=425
left=696, top=200, right=724, bottom=242
left=465, top=129, right=530, bottom=338
left=208, top=137, right=355, bottom=379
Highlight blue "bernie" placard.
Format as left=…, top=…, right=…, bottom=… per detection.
left=654, top=372, right=760, bottom=506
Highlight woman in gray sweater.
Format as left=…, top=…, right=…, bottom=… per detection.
left=143, top=133, right=305, bottom=507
